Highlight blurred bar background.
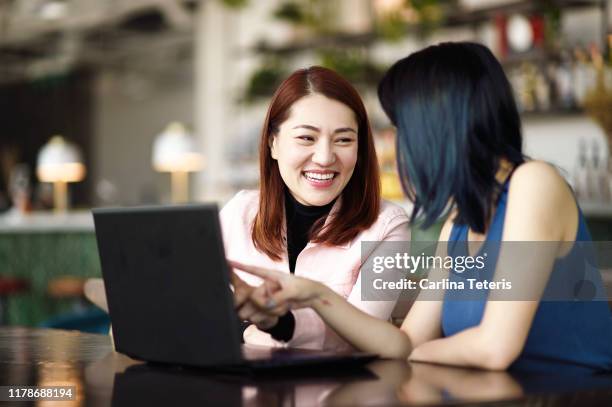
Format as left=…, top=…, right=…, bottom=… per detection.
left=0, top=0, right=611, bottom=329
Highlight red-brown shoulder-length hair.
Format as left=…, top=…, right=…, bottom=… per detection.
left=252, top=66, right=381, bottom=260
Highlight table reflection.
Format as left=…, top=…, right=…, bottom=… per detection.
left=395, top=362, right=523, bottom=405
left=1, top=328, right=612, bottom=406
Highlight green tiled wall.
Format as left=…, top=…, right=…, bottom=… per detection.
left=0, top=232, right=101, bottom=325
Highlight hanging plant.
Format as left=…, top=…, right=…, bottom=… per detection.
left=411, top=0, right=446, bottom=31
left=376, top=12, right=410, bottom=42
left=374, top=0, right=451, bottom=42
left=219, top=0, right=249, bottom=9
left=243, top=60, right=287, bottom=103
left=541, top=1, right=562, bottom=51
left=273, top=1, right=306, bottom=24
left=272, top=0, right=335, bottom=35
left=317, top=48, right=386, bottom=86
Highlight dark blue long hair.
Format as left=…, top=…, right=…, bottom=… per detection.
left=378, top=42, right=525, bottom=233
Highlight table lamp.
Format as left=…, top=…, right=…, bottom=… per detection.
left=36, top=135, right=86, bottom=212
left=152, top=122, right=204, bottom=203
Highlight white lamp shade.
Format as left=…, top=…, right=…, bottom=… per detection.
left=37, top=135, right=86, bottom=183
left=152, top=122, right=204, bottom=172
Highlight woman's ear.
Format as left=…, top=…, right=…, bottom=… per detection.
left=269, top=135, right=278, bottom=160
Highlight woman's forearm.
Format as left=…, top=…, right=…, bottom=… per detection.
left=409, top=326, right=514, bottom=370
left=310, top=283, right=412, bottom=358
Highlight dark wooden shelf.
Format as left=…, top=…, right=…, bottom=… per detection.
left=501, top=48, right=565, bottom=67
left=520, top=107, right=585, bottom=119
left=251, top=32, right=377, bottom=56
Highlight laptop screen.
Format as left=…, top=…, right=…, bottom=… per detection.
left=93, top=204, right=243, bottom=367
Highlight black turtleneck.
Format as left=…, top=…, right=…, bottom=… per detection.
left=261, top=188, right=335, bottom=341
left=284, top=188, right=336, bottom=274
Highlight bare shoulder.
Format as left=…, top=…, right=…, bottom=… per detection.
left=511, top=161, right=567, bottom=186
left=509, top=161, right=573, bottom=204
left=506, top=161, right=576, bottom=240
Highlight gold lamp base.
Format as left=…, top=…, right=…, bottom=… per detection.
left=171, top=171, right=189, bottom=204
left=53, top=181, right=68, bottom=213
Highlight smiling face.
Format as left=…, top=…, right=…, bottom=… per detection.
left=270, top=93, right=359, bottom=206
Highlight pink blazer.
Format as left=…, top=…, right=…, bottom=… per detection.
left=220, top=190, right=410, bottom=351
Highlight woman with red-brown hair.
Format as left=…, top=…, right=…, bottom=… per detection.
left=224, top=66, right=410, bottom=350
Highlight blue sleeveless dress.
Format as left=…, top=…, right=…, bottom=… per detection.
left=442, top=182, right=612, bottom=373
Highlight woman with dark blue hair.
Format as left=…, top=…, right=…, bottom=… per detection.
left=231, top=42, right=612, bottom=371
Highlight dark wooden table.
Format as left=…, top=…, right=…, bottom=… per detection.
left=1, top=327, right=612, bottom=406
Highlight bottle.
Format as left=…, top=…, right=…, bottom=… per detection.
left=8, top=163, right=31, bottom=215
left=521, top=62, right=537, bottom=112
left=573, top=138, right=588, bottom=201
left=535, top=68, right=551, bottom=111
left=592, top=140, right=610, bottom=203
left=572, top=46, right=589, bottom=106
left=555, top=50, right=575, bottom=109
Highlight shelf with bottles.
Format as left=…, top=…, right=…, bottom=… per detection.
left=507, top=41, right=612, bottom=116
left=489, top=0, right=610, bottom=117
left=572, top=136, right=612, bottom=218
left=242, top=0, right=610, bottom=115
left=249, top=0, right=605, bottom=56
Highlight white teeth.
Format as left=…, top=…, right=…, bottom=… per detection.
left=304, top=172, right=335, bottom=181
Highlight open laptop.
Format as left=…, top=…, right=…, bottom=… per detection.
left=92, top=204, right=377, bottom=370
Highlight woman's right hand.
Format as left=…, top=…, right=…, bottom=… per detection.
left=230, top=268, right=281, bottom=330
left=229, top=260, right=325, bottom=315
